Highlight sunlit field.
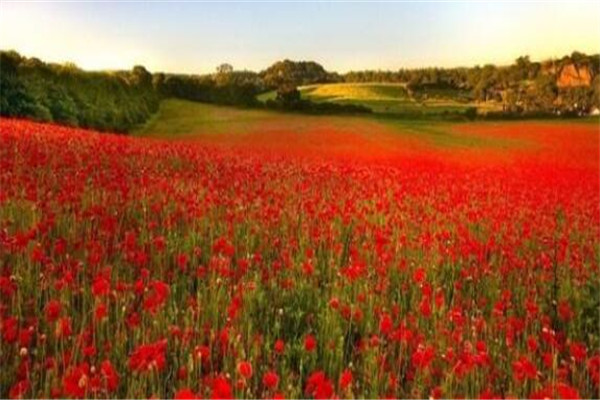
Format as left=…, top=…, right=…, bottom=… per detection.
left=258, top=83, right=502, bottom=116
left=1, top=115, right=598, bottom=399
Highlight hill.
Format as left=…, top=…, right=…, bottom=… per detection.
left=135, top=98, right=524, bottom=150
left=2, top=51, right=599, bottom=132
left=299, top=82, right=497, bottom=116
left=258, top=82, right=500, bottom=117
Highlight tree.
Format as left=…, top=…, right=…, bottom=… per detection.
left=215, top=63, right=234, bottom=86
left=561, top=87, right=593, bottom=114
left=473, top=65, right=497, bottom=101
left=261, top=60, right=332, bottom=89
left=592, top=75, right=600, bottom=108
left=275, top=84, right=301, bottom=107
left=152, top=73, right=166, bottom=95
left=0, top=50, right=159, bottom=132
left=514, top=56, right=531, bottom=80
left=216, top=63, right=233, bottom=75
left=523, top=75, right=557, bottom=112
left=131, top=65, right=152, bottom=87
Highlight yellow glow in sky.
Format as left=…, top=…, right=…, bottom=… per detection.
left=1, top=2, right=599, bottom=73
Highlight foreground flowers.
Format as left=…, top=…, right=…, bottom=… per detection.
left=0, top=118, right=598, bottom=399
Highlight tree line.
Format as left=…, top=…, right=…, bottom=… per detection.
left=344, top=53, right=600, bottom=115
left=1, top=50, right=599, bottom=133
left=0, top=51, right=159, bottom=132
left=0, top=53, right=366, bottom=132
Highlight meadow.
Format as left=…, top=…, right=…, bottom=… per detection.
left=258, top=83, right=501, bottom=116
left=136, top=99, right=512, bottom=150
left=0, top=105, right=599, bottom=399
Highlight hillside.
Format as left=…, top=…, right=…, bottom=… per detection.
left=257, top=82, right=501, bottom=117
left=301, top=83, right=410, bottom=101
left=298, top=82, right=500, bottom=116
left=135, top=99, right=525, bottom=150
left=2, top=50, right=599, bottom=132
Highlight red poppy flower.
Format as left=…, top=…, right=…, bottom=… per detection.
left=94, top=303, right=108, bottom=321
left=413, top=267, right=426, bottom=283
left=45, top=300, right=62, bottom=322
left=304, top=334, right=317, bottom=352
left=174, top=388, right=197, bottom=399
left=558, top=300, right=573, bottom=322
left=379, top=313, right=393, bottom=335
left=338, top=369, right=352, bottom=391
left=262, top=371, right=279, bottom=389
left=143, top=280, right=170, bottom=314
left=91, top=276, right=110, bottom=297
left=305, top=370, right=334, bottom=399
left=99, top=360, right=119, bottom=393
left=9, top=380, right=30, bottom=399
left=411, top=345, right=435, bottom=370
left=128, top=340, right=167, bottom=373
left=237, top=361, right=253, bottom=379
left=512, top=356, right=537, bottom=381
left=63, top=363, right=90, bottom=398
left=274, top=339, right=285, bottom=354
left=211, top=376, right=232, bottom=399
left=570, top=342, right=587, bottom=362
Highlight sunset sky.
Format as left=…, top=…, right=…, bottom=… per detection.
left=1, top=1, right=599, bottom=73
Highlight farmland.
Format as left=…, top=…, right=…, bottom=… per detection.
left=136, top=99, right=515, bottom=151
left=258, top=83, right=502, bottom=116
left=1, top=109, right=599, bottom=399
left=1, top=0, right=599, bottom=398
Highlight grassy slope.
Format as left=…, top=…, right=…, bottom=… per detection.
left=258, top=82, right=503, bottom=115
left=135, top=99, right=288, bottom=137
left=135, top=99, right=521, bottom=150
left=135, top=99, right=374, bottom=138
left=301, top=82, right=410, bottom=101
left=301, top=83, right=417, bottom=114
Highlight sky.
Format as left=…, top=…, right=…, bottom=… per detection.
left=1, top=1, right=599, bottom=74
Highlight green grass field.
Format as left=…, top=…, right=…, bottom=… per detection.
left=257, top=82, right=503, bottom=116
left=300, top=82, right=409, bottom=101
left=135, top=99, right=271, bottom=137
left=135, top=99, right=378, bottom=138
left=135, top=99, right=521, bottom=150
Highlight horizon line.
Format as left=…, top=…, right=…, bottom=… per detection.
left=2, top=47, right=596, bottom=76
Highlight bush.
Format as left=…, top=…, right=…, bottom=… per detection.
left=0, top=51, right=159, bottom=132
left=464, top=107, right=478, bottom=120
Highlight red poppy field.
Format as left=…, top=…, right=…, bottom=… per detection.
left=0, top=117, right=599, bottom=399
